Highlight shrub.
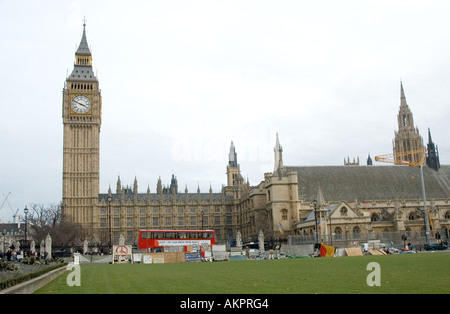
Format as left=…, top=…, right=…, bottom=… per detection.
left=21, top=256, right=37, bottom=265
left=0, top=260, right=20, bottom=272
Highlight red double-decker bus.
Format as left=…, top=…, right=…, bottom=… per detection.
left=138, top=229, right=216, bottom=253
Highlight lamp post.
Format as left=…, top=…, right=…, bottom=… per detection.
left=107, top=196, right=112, bottom=252
left=419, top=164, right=431, bottom=243
left=2, top=230, right=6, bottom=259
left=313, top=200, right=318, bottom=244
left=24, top=206, right=29, bottom=252
left=329, top=210, right=333, bottom=247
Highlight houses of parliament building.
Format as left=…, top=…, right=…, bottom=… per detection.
left=62, top=24, right=450, bottom=247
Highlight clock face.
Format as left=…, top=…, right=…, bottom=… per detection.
left=71, top=95, right=91, bottom=114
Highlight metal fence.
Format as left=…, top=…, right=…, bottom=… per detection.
left=288, top=230, right=449, bottom=250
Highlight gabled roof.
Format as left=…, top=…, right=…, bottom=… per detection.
left=286, top=165, right=450, bottom=202
left=304, top=201, right=358, bottom=223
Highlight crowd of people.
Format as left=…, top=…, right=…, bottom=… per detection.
left=1, top=245, right=48, bottom=262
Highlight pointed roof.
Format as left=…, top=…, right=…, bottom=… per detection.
left=400, top=81, right=407, bottom=107
left=316, top=183, right=326, bottom=207
left=397, top=81, right=416, bottom=130
left=428, top=127, right=433, bottom=144
left=273, top=133, right=283, bottom=172
left=76, top=20, right=91, bottom=56
left=426, top=128, right=440, bottom=171
left=229, top=141, right=238, bottom=167
left=67, top=20, right=97, bottom=82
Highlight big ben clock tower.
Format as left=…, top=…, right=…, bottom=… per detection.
left=62, top=21, right=101, bottom=233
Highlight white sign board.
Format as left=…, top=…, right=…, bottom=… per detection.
left=155, top=239, right=211, bottom=246
left=112, top=245, right=133, bottom=264
left=143, top=255, right=152, bottom=264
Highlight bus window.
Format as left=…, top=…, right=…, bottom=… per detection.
left=141, top=231, right=147, bottom=239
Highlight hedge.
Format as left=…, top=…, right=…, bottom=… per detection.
left=0, top=261, right=68, bottom=291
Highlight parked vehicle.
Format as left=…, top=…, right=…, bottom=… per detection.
left=424, top=242, right=448, bottom=251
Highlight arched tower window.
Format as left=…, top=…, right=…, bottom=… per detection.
left=353, top=226, right=361, bottom=239
left=334, top=227, right=342, bottom=240
left=281, top=209, right=288, bottom=221
left=371, top=213, right=380, bottom=222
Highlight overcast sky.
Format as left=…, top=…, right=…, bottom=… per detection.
left=1, top=0, right=449, bottom=222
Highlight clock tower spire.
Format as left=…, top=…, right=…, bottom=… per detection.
left=62, top=20, right=102, bottom=233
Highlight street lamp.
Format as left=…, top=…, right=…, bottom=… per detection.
left=312, top=200, right=318, bottom=244
left=24, top=206, right=29, bottom=242
left=2, top=230, right=6, bottom=259
left=107, top=196, right=112, bottom=251
left=329, top=209, right=333, bottom=247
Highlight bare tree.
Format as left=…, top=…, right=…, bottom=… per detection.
left=27, top=203, right=83, bottom=247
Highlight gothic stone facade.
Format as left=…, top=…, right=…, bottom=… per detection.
left=62, top=25, right=450, bottom=246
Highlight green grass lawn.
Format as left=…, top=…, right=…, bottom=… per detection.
left=35, top=253, right=449, bottom=294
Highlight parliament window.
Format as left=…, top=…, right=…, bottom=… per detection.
left=353, top=226, right=361, bottom=239
left=281, top=209, right=288, bottom=220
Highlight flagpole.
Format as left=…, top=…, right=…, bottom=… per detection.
left=313, top=200, right=318, bottom=244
